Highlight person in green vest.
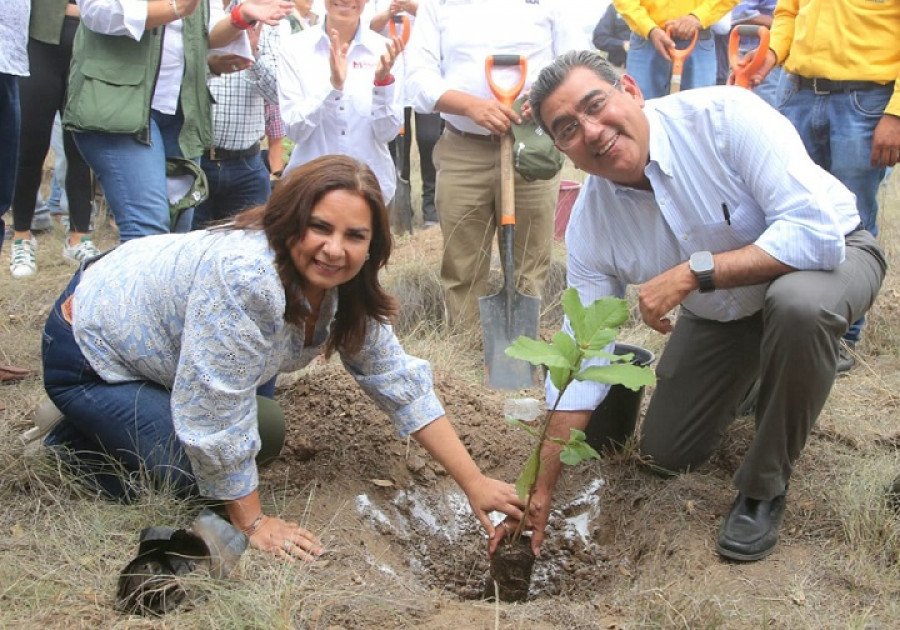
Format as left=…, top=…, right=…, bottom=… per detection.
left=64, top=0, right=292, bottom=243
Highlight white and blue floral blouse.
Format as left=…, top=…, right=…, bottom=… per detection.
left=72, top=229, right=444, bottom=499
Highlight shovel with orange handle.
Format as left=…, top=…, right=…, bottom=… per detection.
left=388, top=13, right=411, bottom=46
left=478, top=54, right=541, bottom=390
left=665, top=26, right=698, bottom=94
left=728, top=24, right=770, bottom=89
left=387, top=14, right=413, bottom=234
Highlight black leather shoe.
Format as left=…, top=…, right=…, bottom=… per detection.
left=716, top=492, right=786, bottom=562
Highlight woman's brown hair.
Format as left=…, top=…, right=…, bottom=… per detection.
left=230, top=155, right=396, bottom=356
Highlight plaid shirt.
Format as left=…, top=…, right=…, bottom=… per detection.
left=263, top=11, right=318, bottom=139
left=208, top=24, right=279, bottom=151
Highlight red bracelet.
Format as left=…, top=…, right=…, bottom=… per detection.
left=373, top=74, right=395, bottom=87
left=230, top=4, right=256, bottom=30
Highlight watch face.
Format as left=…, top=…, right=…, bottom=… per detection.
left=690, top=251, right=714, bottom=273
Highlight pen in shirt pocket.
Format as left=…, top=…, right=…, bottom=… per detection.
left=721, top=202, right=731, bottom=226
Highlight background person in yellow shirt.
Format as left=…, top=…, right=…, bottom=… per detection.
left=613, top=0, right=737, bottom=98
left=749, top=0, right=899, bottom=372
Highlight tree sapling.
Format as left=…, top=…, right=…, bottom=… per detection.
left=487, top=288, right=657, bottom=602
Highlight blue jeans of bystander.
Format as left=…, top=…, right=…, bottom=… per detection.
left=627, top=32, right=717, bottom=99
left=74, top=110, right=197, bottom=242
left=193, top=151, right=270, bottom=228
left=777, top=79, right=891, bottom=343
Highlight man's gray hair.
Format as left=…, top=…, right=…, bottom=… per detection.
left=530, top=51, right=621, bottom=135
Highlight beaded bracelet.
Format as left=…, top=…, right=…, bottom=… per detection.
left=241, top=513, right=265, bottom=536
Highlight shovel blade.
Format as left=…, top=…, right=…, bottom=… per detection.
left=479, top=289, right=541, bottom=390
left=390, top=177, right=413, bottom=234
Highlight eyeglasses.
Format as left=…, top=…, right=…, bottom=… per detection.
left=553, top=80, right=620, bottom=150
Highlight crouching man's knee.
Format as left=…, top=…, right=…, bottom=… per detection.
left=638, top=430, right=715, bottom=477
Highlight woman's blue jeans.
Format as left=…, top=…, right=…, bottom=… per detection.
left=43, top=268, right=281, bottom=501
left=74, top=110, right=197, bottom=242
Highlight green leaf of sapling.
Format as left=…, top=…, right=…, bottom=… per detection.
left=582, top=349, right=630, bottom=362
left=566, top=429, right=601, bottom=461
left=515, top=449, right=541, bottom=501
left=584, top=297, right=629, bottom=330
left=576, top=363, right=657, bottom=390
left=559, top=445, right=582, bottom=466
left=552, top=331, right=580, bottom=368
left=505, top=336, right=572, bottom=368
left=561, top=288, right=587, bottom=343
left=582, top=329, right=616, bottom=352
left=548, top=364, right=573, bottom=391
left=568, top=428, right=588, bottom=442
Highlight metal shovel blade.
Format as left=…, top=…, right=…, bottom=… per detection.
left=389, top=125, right=413, bottom=234
left=390, top=175, right=413, bottom=234
left=479, top=287, right=541, bottom=390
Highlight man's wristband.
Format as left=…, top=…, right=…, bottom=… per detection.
left=373, top=74, right=395, bottom=87
left=230, top=4, right=257, bottom=30
left=170, top=0, right=182, bottom=20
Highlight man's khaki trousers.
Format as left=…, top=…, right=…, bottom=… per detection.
left=433, top=128, right=559, bottom=330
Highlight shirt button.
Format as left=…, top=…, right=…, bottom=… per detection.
left=341, top=131, right=346, bottom=135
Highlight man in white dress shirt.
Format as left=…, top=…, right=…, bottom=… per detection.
left=405, top=0, right=586, bottom=331
left=498, top=51, right=887, bottom=563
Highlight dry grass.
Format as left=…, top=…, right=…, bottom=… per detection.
left=0, top=168, right=897, bottom=628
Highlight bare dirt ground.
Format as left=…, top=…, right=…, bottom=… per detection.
left=0, top=172, right=897, bottom=628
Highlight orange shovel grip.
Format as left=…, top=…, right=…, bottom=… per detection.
left=485, top=55, right=528, bottom=108
left=728, top=25, right=770, bottom=89
left=664, top=26, right=698, bottom=80
left=388, top=14, right=411, bottom=46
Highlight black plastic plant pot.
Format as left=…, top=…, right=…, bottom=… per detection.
left=485, top=535, right=536, bottom=603
left=584, top=343, right=656, bottom=452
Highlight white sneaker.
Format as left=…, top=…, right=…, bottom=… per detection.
left=62, top=235, right=100, bottom=264
left=10, top=238, right=37, bottom=277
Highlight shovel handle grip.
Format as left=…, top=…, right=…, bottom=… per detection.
left=728, top=25, right=770, bottom=89
left=665, top=26, right=698, bottom=79
left=388, top=14, right=411, bottom=46
left=485, top=54, right=528, bottom=108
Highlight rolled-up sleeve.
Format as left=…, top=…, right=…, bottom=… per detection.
left=405, top=0, right=448, bottom=114
left=341, top=322, right=445, bottom=437
left=78, top=0, right=147, bottom=39
left=170, top=255, right=285, bottom=500
left=725, top=91, right=856, bottom=270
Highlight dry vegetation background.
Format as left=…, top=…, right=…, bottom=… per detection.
left=0, top=165, right=897, bottom=629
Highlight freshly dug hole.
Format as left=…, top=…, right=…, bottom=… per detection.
left=485, top=535, right=536, bottom=602
left=269, top=366, right=614, bottom=601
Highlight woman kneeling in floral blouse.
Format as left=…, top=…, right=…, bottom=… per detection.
left=41, top=154, right=525, bottom=560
